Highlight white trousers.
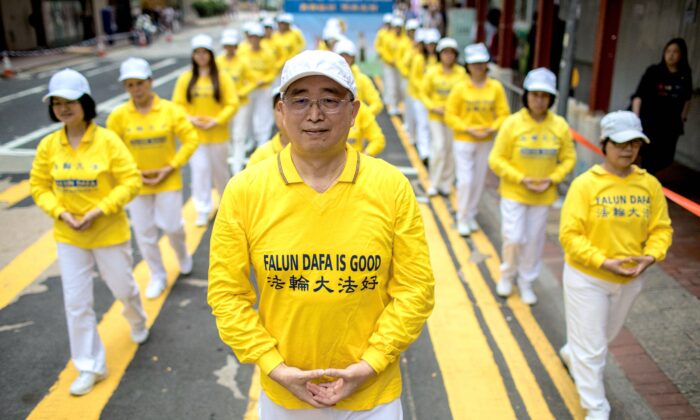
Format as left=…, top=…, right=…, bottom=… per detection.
left=428, top=119, right=455, bottom=193
left=57, top=242, right=147, bottom=375
left=259, top=390, right=403, bottom=420
left=563, top=264, right=646, bottom=418
left=382, top=63, right=400, bottom=112
left=401, top=80, right=415, bottom=140
left=499, top=197, right=549, bottom=285
left=412, top=98, right=431, bottom=160
left=127, top=191, right=188, bottom=284
left=453, top=140, right=493, bottom=225
left=231, top=102, right=253, bottom=174
left=248, top=87, right=274, bottom=147
left=190, top=142, right=230, bottom=214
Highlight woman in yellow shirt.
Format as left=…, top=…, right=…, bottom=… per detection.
left=421, top=37, right=467, bottom=196
left=488, top=68, right=576, bottom=305
left=445, top=43, right=510, bottom=236
left=30, top=69, right=146, bottom=396
left=107, top=58, right=199, bottom=299
left=409, top=28, right=439, bottom=164
left=559, top=111, right=672, bottom=420
left=172, top=34, right=238, bottom=226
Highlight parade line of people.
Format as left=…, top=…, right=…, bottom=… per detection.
left=27, top=11, right=673, bottom=420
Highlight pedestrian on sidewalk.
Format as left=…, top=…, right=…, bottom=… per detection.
left=208, top=50, right=434, bottom=419
left=488, top=67, right=576, bottom=305
left=172, top=34, right=238, bottom=227
left=408, top=28, right=439, bottom=165
left=445, top=43, right=510, bottom=236
left=29, top=69, right=148, bottom=396
left=559, top=111, right=673, bottom=420
left=107, top=57, right=199, bottom=299
left=421, top=37, right=467, bottom=197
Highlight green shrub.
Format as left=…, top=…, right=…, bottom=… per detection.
left=192, top=0, right=228, bottom=17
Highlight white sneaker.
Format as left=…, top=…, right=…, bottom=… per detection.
left=457, top=222, right=471, bottom=236
left=467, top=218, right=480, bottom=233
left=70, top=371, right=106, bottom=396
left=559, top=344, right=572, bottom=373
left=179, top=254, right=193, bottom=275
left=496, top=278, right=513, bottom=297
left=519, top=283, right=538, bottom=305
left=145, top=280, right=166, bottom=299
left=195, top=212, right=208, bottom=227
left=427, top=186, right=439, bottom=197
left=131, top=327, right=149, bottom=344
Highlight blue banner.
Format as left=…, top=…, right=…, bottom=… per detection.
left=284, top=0, right=393, bottom=14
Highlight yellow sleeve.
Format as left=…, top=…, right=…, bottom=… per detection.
left=642, top=178, right=673, bottom=261
left=170, top=105, right=200, bottom=168
left=374, top=32, right=385, bottom=62
left=214, top=75, right=239, bottom=126
left=293, top=29, right=305, bottom=55
left=361, top=176, right=435, bottom=373
left=559, top=176, right=608, bottom=269
left=488, top=120, right=526, bottom=184
left=444, top=85, right=466, bottom=132
left=491, top=82, right=511, bottom=130
left=171, top=73, right=189, bottom=107
left=238, top=62, right=257, bottom=99
left=409, top=55, right=424, bottom=89
left=96, top=132, right=142, bottom=215
left=208, top=181, right=285, bottom=375
left=105, top=107, right=123, bottom=139
left=420, top=72, right=435, bottom=111
left=361, top=113, right=385, bottom=156
left=396, top=45, right=409, bottom=76
left=549, top=128, right=576, bottom=184
left=358, top=74, right=384, bottom=116
left=30, top=136, right=66, bottom=219
left=261, top=54, right=278, bottom=85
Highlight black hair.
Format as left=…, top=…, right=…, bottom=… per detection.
left=521, top=90, right=555, bottom=109
left=465, top=61, right=490, bottom=75
left=600, top=138, right=610, bottom=155
left=272, top=91, right=281, bottom=109
left=187, top=49, right=221, bottom=103
left=48, top=94, right=97, bottom=123
left=661, top=38, right=691, bottom=76
left=436, top=47, right=459, bottom=63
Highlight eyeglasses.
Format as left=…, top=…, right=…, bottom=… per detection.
left=283, top=96, right=352, bottom=114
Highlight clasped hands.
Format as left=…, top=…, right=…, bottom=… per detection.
left=465, top=127, right=495, bottom=140
left=602, top=255, right=655, bottom=277
left=268, top=360, right=376, bottom=408
left=141, top=165, right=174, bottom=186
left=188, top=115, right=217, bottom=130
left=522, top=177, right=552, bottom=193
left=59, top=207, right=103, bottom=231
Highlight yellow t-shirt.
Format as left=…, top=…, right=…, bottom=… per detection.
left=395, top=36, right=415, bottom=78
left=374, top=27, right=390, bottom=62
left=274, top=28, right=306, bottom=60
left=30, top=123, right=141, bottom=248
left=242, top=48, right=278, bottom=89
left=106, top=95, right=199, bottom=195
left=560, top=165, right=673, bottom=283
left=171, top=70, right=238, bottom=143
left=488, top=108, right=576, bottom=205
left=421, top=64, right=468, bottom=121
left=216, top=53, right=256, bottom=105
left=247, top=132, right=284, bottom=166
left=347, top=104, right=385, bottom=156
left=408, top=54, right=437, bottom=98
left=445, top=77, right=511, bottom=142
left=208, top=145, right=435, bottom=410
left=261, top=37, right=286, bottom=74
left=352, top=65, right=383, bottom=116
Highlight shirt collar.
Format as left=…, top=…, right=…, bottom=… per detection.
left=591, top=164, right=646, bottom=176
left=126, top=94, right=162, bottom=112
left=277, top=143, right=361, bottom=186
left=60, top=121, right=97, bottom=145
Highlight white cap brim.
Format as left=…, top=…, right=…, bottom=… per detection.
left=525, top=82, right=557, bottom=96
left=118, top=71, right=151, bottom=81
left=608, top=129, right=650, bottom=144
left=42, top=89, right=84, bottom=103
left=280, top=70, right=356, bottom=98
left=466, top=53, right=490, bottom=64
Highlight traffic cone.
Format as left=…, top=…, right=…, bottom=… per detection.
left=2, top=52, right=15, bottom=78
left=138, top=31, right=147, bottom=47
left=96, top=36, right=106, bottom=57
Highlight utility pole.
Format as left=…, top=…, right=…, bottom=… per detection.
left=557, top=0, right=580, bottom=117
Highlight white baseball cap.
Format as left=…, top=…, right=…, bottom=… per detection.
left=600, top=111, right=650, bottom=144
left=43, top=68, right=91, bottom=103
left=406, top=19, right=420, bottom=31
left=262, top=17, right=275, bottom=28
left=247, top=23, right=265, bottom=37
left=437, top=37, right=459, bottom=53
left=242, top=21, right=256, bottom=34
left=118, top=57, right=152, bottom=81
left=220, top=29, right=241, bottom=46
left=415, top=28, right=427, bottom=43
left=382, top=13, right=393, bottom=24
left=465, top=43, right=490, bottom=64
left=322, top=26, right=342, bottom=41
left=524, top=67, right=557, bottom=95
left=424, top=29, right=441, bottom=44
left=280, top=50, right=357, bottom=98
left=191, top=34, right=214, bottom=52
left=391, top=16, right=404, bottom=27
left=277, top=13, right=293, bottom=24
left=334, top=39, right=357, bottom=56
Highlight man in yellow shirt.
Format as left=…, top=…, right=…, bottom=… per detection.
left=333, top=38, right=384, bottom=116
left=274, top=13, right=306, bottom=61
left=374, top=13, right=393, bottom=65
left=208, top=50, right=434, bottom=418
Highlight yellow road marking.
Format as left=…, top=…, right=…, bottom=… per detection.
left=28, top=195, right=218, bottom=420
left=0, top=230, right=56, bottom=310
left=422, top=203, right=516, bottom=419
left=243, top=367, right=261, bottom=420
left=390, top=115, right=559, bottom=418
left=0, top=180, right=31, bottom=207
